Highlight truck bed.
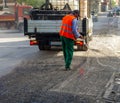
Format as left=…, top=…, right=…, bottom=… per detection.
left=24, top=18, right=82, bottom=37
left=25, top=20, right=61, bottom=33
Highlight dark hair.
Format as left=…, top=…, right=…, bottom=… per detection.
left=72, top=10, right=80, bottom=16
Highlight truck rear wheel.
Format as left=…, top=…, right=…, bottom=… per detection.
left=38, top=44, right=51, bottom=50
left=6, top=22, right=12, bottom=29
left=44, top=45, right=51, bottom=50
left=38, top=44, right=45, bottom=50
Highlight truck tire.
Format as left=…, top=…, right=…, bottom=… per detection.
left=38, top=44, right=51, bottom=50
left=6, top=22, right=11, bottom=29
left=38, top=44, right=45, bottom=50
left=44, top=45, right=51, bottom=50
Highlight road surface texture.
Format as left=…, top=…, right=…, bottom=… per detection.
left=0, top=12, right=120, bottom=103
left=0, top=30, right=38, bottom=77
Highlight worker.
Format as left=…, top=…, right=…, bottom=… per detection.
left=59, top=10, right=83, bottom=71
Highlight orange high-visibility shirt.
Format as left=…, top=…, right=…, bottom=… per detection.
left=59, top=14, right=76, bottom=40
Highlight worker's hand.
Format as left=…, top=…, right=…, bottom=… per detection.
left=79, top=35, right=83, bottom=39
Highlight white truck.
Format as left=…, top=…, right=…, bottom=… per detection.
left=24, top=0, right=93, bottom=51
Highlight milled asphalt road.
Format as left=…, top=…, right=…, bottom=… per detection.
left=0, top=12, right=120, bottom=103
left=0, top=30, right=39, bottom=77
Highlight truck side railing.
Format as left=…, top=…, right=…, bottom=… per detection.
left=24, top=18, right=82, bottom=37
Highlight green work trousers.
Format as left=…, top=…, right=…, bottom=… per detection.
left=60, top=36, right=74, bottom=68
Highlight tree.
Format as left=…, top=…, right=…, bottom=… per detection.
left=111, top=0, right=116, bottom=7
left=90, top=0, right=100, bottom=13
left=17, top=0, right=45, bottom=7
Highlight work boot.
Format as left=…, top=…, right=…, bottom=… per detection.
left=65, top=67, right=71, bottom=71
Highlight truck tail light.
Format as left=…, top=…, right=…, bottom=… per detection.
left=30, top=40, right=38, bottom=45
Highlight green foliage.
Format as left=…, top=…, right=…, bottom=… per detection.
left=17, top=0, right=45, bottom=7
left=111, top=0, right=116, bottom=7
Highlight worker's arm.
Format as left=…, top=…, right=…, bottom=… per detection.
left=72, top=18, right=81, bottom=38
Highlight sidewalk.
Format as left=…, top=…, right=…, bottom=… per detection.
left=93, top=12, right=120, bottom=103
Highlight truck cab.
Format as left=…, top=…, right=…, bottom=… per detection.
left=0, top=2, right=32, bottom=31
left=15, top=4, right=32, bottom=31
